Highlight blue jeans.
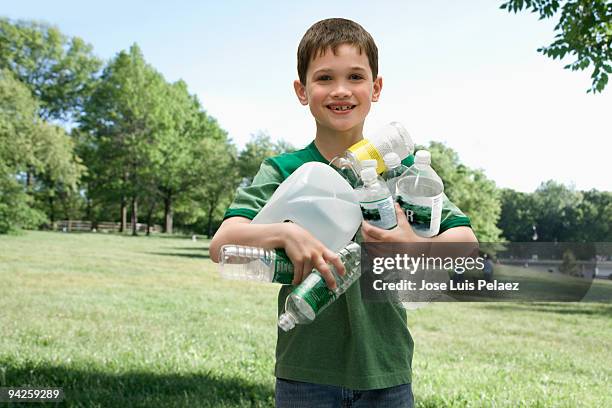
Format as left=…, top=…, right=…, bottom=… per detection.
left=275, top=378, right=414, bottom=408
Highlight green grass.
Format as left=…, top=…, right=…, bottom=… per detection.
left=1, top=232, right=611, bottom=407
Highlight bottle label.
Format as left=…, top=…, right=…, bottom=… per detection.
left=293, top=272, right=336, bottom=313
left=396, top=193, right=443, bottom=237
left=360, top=196, right=398, bottom=230
left=348, top=139, right=385, bottom=173
left=273, top=249, right=294, bottom=284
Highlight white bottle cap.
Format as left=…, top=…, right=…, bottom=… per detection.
left=383, top=152, right=401, bottom=169
left=360, top=159, right=377, bottom=169
left=415, top=150, right=431, bottom=165
left=278, top=312, right=296, bottom=331
left=360, top=167, right=377, bottom=183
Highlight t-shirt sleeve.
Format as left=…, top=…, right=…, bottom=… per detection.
left=439, top=193, right=471, bottom=233
left=223, top=159, right=283, bottom=220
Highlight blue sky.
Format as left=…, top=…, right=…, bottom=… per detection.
left=4, top=0, right=611, bottom=192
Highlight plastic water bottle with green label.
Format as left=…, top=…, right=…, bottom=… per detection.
left=356, top=167, right=398, bottom=230
left=219, top=245, right=294, bottom=284
left=278, top=242, right=361, bottom=331
left=381, top=152, right=409, bottom=198
left=396, top=150, right=443, bottom=238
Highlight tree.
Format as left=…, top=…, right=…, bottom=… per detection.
left=427, top=142, right=503, bottom=241
left=531, top=180, right=581, bottom=241
left=193, top=138, right=241, bottom=238
left=498, top=188, right=538, bottom=241
left=0, top=18, right=102, bottom=120
left=238, top=131, right=295, bottom=185
left=79, top=44, right=168, bottom=235
left=501, top=0, right=612, bottom=93
left=0, top=70, right=82, bottom=233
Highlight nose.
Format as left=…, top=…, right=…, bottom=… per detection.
left=330, top=81, right=351, bottom=98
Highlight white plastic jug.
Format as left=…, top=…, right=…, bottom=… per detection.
left=252, top=162, right=362, bottom=252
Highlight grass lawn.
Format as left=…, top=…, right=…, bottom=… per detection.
left=1, top=231, right=610, bottom=407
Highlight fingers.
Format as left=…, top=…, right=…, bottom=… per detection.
left=361, top=220, right=388, bottom=242
left=313, top=256, right=337, bottom=290
left=301, top=259, right=313, bottom=282
left=394, top=203, right=409, bottom=227
left=292, top=261, right=303, bottom=285
left=324, top=250, right=345, bottom=276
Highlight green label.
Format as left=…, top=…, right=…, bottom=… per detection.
left=396, top=196, right=431, bottom=229
left=273, top=249, right=294, bottom=284
left=292, top=272, right=336, bottom=313
left=360, top=196, right=398, bottom=230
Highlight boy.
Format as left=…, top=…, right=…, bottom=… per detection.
left=210, top=18, right=476, bottom=407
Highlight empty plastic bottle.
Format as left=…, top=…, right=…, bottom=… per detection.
left=278, top=242, right=361, bottom=331
left=381, top=152, right=409, bottom=198
left=252, top=162, right=362, bottom=253
left=355, top=168, right=398, bottom=230
left=332, top=122, right=414, bottom=175
left=219, top=245, right=294, bottom=284
left=396, top=150, right=444, bottom=238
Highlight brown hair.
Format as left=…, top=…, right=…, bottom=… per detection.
left=297, top=18, right=378, bottom=85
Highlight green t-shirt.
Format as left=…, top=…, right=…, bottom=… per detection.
left=224, top=141, right=471, bottom=390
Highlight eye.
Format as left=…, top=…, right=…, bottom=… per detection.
left=349, top=74, right=364, bottom=81
left=317, top=75, right=332, bottom=81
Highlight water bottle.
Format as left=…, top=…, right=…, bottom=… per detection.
left=219, top=242, right=362, bottom=284
left=219, top=245, right=294, bottom=284
left=333, top=122, right=414, bottom=175
left=355, top=167, right=398, bottom=230
left=278, top=242, right=361, bottom=331
left=396, top=150, right=444, bottom=238
left=381, top=152, right=409, bottom=198
left=350, top=159, right=378, bottom=188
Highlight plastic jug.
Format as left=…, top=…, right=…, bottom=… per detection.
left=252, top=162, right=362, bottom=253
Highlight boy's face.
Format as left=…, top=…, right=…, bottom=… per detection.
left=294, top=44, right=382, bottom=135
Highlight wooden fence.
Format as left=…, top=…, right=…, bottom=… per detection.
left=53, top=220, right=162, bottom=233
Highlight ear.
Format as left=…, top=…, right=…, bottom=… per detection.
left=372, top=76, right=383, bottom=102
left=294, top=79, right=309, bottom=106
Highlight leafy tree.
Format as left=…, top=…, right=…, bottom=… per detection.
left=238, top=131, right=295, bottom=185
left=0, top=18, right=102, bottom=120
left=79, top=44, right=168, bottom=235
left=498, top=188, right=538, bottom=241
left=0, top=70, right=82, bottom=232
left=501, top=0, right=612, bottom=93
left=427, top=142, right=503, bottom=241
left=532, top=180, right=581, bottom=241
left=193, top=137, right=241, bottom=238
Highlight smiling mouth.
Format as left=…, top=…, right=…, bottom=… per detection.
left=327, top=105, right=356, bottom=111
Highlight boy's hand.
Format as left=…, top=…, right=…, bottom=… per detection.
left=361, top=203, right=424, bottom=243
left=280, top=222, right=345, bottom=290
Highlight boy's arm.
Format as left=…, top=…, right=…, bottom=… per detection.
left=361, top=203, right=477, bottom=244
left=210, top=217, right=346, bottom=290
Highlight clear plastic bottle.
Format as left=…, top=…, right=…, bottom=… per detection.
left=333, top=122, right=414, bottom=175
left=278, top=242, right=361, bottom=331
left=396, top=150, right=444, bottom=238
left=355, top=167, right=398, bottom=230
left=219, top=245, right=294, bottom=284
left=381, top=152, right=409, bottom=198
left=351, top=159, right=378, bottom=188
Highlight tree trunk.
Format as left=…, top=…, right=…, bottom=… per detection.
left=48, top=195, right=55, bottom=225
left=120, top=196, right=127, bottom=233
left=131, top=197, right=138, bottom=236
left=164, top=195, right=173, bottom=234
left=206, top=200, right=216, bottom=238
left=146, top=202, right=155, bottom=236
